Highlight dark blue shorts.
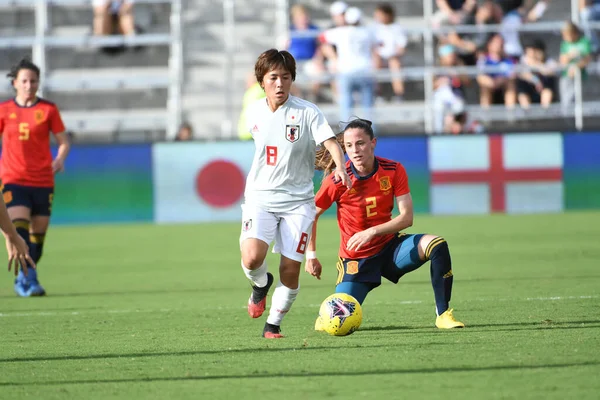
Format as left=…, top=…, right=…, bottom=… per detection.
left=2, top=183, right=54, bottom=216
left=336, top=233, right=426, bottom=288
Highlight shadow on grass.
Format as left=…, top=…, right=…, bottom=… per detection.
left=361, top=319, right=600, bottom=333
left=1, top=360, right=598, bottom=387
left=393, top=275, right=600, bottom=286
left=2, top=273, right=598, bottom=298
left=0, top=287, right=236, bottom=299
left=0, top=342, right=452, bottom=364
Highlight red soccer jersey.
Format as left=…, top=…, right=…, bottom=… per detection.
left=315, top=157, right=410, bottom=259
left=0, top=98, right=65, bottom=187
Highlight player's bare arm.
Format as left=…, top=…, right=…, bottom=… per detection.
left=322, top=137, right=351, bottom=188
left=305, top=207, right=327, bottom=280
left=346, top=193, right=414, bottom=251
left=0, top=196, right=35, bottom=276
left=52, top=131, right=71, bottom=173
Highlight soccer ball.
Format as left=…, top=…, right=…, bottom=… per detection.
left=317, top=293, right=363, bottom=336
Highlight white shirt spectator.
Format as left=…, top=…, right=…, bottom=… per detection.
left=322, top=25, right=378, bottom=73
left=244, top=96, right=334, bottom=212
left=373, top=23, right=407, bottom=59
left=500, top=11, right=523, bottom=57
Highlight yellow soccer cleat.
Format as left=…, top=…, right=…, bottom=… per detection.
left=314, top=315, right=326, bottom=331
left=435, top=308, right=465, bottom=329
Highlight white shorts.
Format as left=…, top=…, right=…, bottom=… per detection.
left=239, top=202, right=316, bottom=263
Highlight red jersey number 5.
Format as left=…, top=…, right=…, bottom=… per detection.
left=266, top=146, right=278, bottom=166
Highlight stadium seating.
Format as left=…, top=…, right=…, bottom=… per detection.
left=0, top=0, right=598, bottom=139
left=0, top=0, right=177, bottom=141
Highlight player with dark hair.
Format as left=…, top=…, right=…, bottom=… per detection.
left=0, top=58, right=70, bottom=296
left=308, top=118, right=464, bottom=329
left=239, top=49, right=350, bottom=338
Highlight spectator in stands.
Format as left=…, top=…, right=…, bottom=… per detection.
left=559, top=21, right=592, bottom=111
left=481, top=1, right=549, bottom=61
left=285, top=4, right=324, bottom=101
left=175, top=122, right=193, bottom=141
left=329, top=1, right=348, bottom=28
left=93, top=0, right=136, bottom=37
left=516, top=39, right=557, bottom=109
left=497, top=1, right=524, bottom=61
left=433, top=44, right=471, bottom=134
left=476, top=33, right=517, bottom=108
left=320, top=7, right=378, bottom=124
left=444, top=1, right=498, bottom=66
left=490, top=0, right=548, bottom=22
left=432, top=0, right=477, bottom=28
left=372, top=2, right=407, bottom=102
left=580, top=0, right=600, bottom=53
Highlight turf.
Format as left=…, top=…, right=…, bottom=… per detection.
left=1, top=212, right=599, bottom=399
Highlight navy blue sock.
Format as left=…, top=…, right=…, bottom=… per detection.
left=29, top=233, right=45, bottom=264
left=12, top=219, right=30, bottom=246
left=12, top=219, right=31, bottom=279
left=426, top=238, right=453, bottom=315
left=335, top=282, right=376, bottom=305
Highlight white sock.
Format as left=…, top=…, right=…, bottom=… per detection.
left=266, top=281, right=299, bottom=326
left=241, top=260, right=268, bottom=288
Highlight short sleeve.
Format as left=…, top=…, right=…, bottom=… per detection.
left=393, top=163, right=410, bottom=197
left=560, top=41, right=567, bottom=55
left=49, top=105, right=66, bottom=134
left=0, top=109, right=4, bottom=134
left=315, top=174, right=343, bottom=210
left=395, top=25, right=408, bottom=48
left=583, top=38, right=592, bottom=56
left=310, top=108, right=334, bottom=145
left=322, top=27, right=340, bottom=46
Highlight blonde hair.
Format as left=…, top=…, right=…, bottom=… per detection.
left=291, top=4, right=309, bottom=18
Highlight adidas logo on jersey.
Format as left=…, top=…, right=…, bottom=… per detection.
left=251, top=125, right=259, bottom=134
left=9, top=113, right=16, bottom=119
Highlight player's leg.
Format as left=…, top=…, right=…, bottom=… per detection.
left=25, top=187, right=53, bottom=296
left=28, top=215, right=49, bottom=296
left=335, top=282, right=374, bottom=305
left=418, top=235, right=463, bottom=328
left=240, top=204, right=277, bottom=318
left=385, top=233, right=463, bottom=328
left=2, top=184, right=33, bottom=297
left=263, top=256, right=302, bottom=338
left=263, top=203, right=314, bottom=338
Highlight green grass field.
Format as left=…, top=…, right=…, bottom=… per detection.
left=1, top=212, right=599, bottom=399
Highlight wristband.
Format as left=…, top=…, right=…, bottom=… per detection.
left=306, top=251, right=317, bottom=260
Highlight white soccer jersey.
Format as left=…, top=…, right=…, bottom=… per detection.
left=244, top=95, right=335, bottom=212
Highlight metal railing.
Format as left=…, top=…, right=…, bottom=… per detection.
left=285, top=0, right=592, bottom=134
left=0, top=0, right=183, bottom=138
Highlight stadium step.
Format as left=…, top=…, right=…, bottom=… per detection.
left=62, top=107, right=167, bottom=135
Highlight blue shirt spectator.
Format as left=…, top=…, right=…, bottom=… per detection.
left=288, top=23, right=320, bottom=61
left=287, top=5, right=320, bottom=62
